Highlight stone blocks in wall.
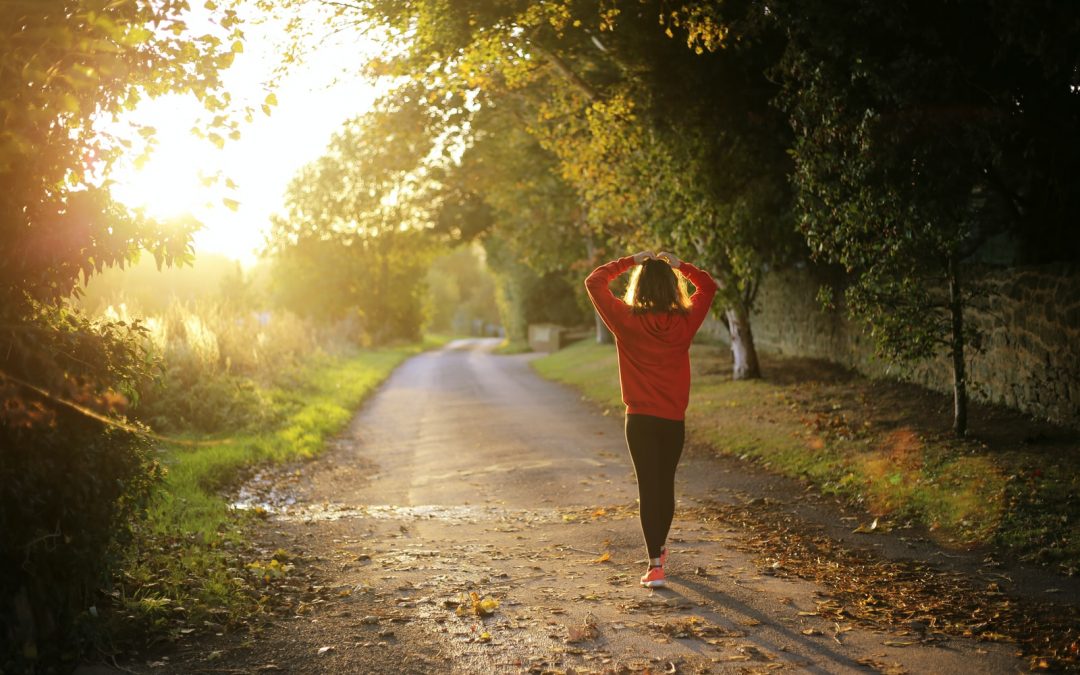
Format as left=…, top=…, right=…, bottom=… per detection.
left=703, top=264, right=1080, bottom=429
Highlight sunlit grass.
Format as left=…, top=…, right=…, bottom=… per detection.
left=533, top=340, right=1078, bottom=568
left=494, top=338, right=532, bottom=355
left=531, top=339, right=620, bottom=407
left=118, top=342, right=428, bottom=634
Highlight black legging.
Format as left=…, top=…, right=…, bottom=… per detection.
left=624, top=413, right=685, bottom=560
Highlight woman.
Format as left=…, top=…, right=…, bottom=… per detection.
left=585, top=250, right=718, bottom=588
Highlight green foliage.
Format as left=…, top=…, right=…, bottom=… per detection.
left=116, top=346, right=419, bottom=644
left=0, top=0, right=243, bottom=307
left=772, top=2, right=980, bottom=359
left=484, top=235, right=591, bottom=342
left=0, top=304, right=162, bottom=669
left=425, top=245, right=500, bottom=335
left=267, top=106, right=437, bottom=344
left=95, top=299, right=318, bottom=434
left=328, top=0, right=803, bottom=375
left=767, top=0, right=1080, bottom=430
left=433, top=103, right=592, bottom=335
left=0, top=2, right=244, bottom=662
left=1, top=420, right=161, bottom=671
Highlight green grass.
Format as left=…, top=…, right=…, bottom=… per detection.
left=534, top=340, right=1080, bottom=573
left=530, top=339, right=620, bottom=404
left=116, top=342, right=430, bottom=637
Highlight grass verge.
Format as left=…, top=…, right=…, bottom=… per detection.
left=533, top=340, right=1080, bottom=575
left=111, top=339, right=441, bottom=644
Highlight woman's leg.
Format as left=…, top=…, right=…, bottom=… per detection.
left=625, top=414, right=686, bottom=560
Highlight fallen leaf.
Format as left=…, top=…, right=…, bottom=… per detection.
left=853, top=518, right=879, bottom=534
left=566, top=615, right=600, bottom=643
left=455, top=591, right=499, bottom=617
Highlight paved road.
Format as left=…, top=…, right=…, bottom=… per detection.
left=139, top=339, right=1024, bottom=673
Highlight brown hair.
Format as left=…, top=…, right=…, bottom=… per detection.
left=623, top=258, right=692, bottom=314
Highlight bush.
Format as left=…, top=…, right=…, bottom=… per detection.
left=109, top=300, right=320, bottom=434
left=0, top=305, right=162, bottom=671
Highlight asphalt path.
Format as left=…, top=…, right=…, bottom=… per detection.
left=129, top=338, right=1026, bottom=674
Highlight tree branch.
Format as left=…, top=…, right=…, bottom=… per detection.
left=527, top=39, right=600, bottom=103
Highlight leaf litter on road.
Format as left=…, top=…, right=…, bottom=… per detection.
left=692, top=500, right=1080, bottom=670
left=454, top=590, right=499, bottom=617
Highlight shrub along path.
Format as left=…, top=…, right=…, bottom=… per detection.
left=100, top=338, right=1078, bottom=673
left=98, top=342, right=437, bottom=659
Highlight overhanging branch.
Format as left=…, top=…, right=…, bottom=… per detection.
left=527, top=40, right=600, bottom=103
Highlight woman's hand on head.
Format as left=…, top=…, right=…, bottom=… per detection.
left=632, top=250, right=656, bottom=265
left=657, top=251, right=682, bottom=268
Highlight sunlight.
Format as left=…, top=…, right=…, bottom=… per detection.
left=104, top=4, right=386, bottom=266
left=108, top=98, right=223, bottom=222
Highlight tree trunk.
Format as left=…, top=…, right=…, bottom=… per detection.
left=594, top=312, right=613, bottom=344
left=725, top=303, right=761, bottom=380
left=948, top=255, right=968, bottom=437
left=583, top=235, right=612, bottom=344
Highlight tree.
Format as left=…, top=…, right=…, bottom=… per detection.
left=0, top=0, right=244, bottom=663
left=437, top=103, right=596, bottom=341
left=266, top=101, right=437, bottom=344
left=425, top=244, right=500, bottom=335
left=341, top=0, right=802, bottom=377
left=1, top=1, right=243, bottom=307
left=770, top=0, right=1080, bottom=435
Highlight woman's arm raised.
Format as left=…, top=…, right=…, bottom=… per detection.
left=585, top=251, right=652, bottom=336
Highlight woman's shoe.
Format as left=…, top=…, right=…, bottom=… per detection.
left=640, top=566, right=666, bottom=588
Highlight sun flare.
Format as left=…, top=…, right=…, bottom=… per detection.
left=109, top=100, right=225, bottom=222
left=104, top=5, right=384, bottom=267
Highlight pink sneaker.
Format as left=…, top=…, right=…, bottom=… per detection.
left=640, top=566, right=666, bottom=588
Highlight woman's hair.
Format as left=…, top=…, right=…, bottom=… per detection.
left=623, top=258, right=692, bottom=314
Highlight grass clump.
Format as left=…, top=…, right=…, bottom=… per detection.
left=534, top=340, right=1080, bottom=574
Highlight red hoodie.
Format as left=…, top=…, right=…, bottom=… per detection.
left=585, top=256, right=718, bottom=421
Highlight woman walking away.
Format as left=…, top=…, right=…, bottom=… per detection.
left=585, top=250, right=718, bottom=588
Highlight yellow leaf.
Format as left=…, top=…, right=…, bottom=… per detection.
left=591, top=551, right=611, bottom=563
left=460, top=591, right=499, bottom=616
left=478, top=631, right=491, bottom=642
left=265, top=92, right=278, bottom=107
left=61, top=93, right=80, bottom=114
left=222, top=198, right=240, bottom=211
left=231, top=40, right=244, bottom=53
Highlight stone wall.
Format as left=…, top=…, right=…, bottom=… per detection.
left=702, top=264, right=1080, bottom=429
